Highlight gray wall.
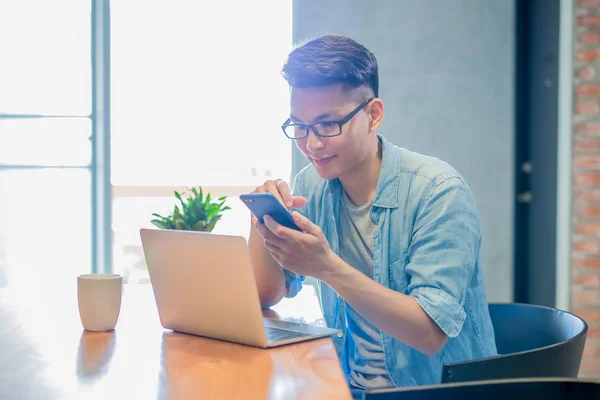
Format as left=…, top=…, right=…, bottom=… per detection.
left=292, top=0, right=515, bottom=302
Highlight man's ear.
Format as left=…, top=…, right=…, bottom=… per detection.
left=368, top=98, right=384, bottom=133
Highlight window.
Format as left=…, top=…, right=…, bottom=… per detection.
left=0, top=1, right=294, bottom=286
left=0, top=0, right=92, bottom=288
left=110, top=1, right=293, bottom=282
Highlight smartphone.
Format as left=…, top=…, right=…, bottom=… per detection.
left=239, top=192, right=303, bottom=232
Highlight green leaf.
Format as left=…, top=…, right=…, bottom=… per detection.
left=204, top=218, right=219, bottom=232
left=194, top=220, right=207, bottom=231
left=150, top=219, right=165, bottom=228
left=205, top=208, right=217, bottom=219
left=151, top=219, right=173, bottom=229
left=174, top=190, right=182, bottom=202
left=174, top=190, right=188, bottom=212
left=186, top=203, right=197, bottom=223
left=174, top=219, right=190, bottom=230
left=173, top=205, right=182, bottom=218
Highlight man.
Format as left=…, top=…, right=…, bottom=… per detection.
left=248, top=35, right=497, bottom=394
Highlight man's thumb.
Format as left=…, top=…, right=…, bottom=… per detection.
left=291, top=211, right=320, bottom=235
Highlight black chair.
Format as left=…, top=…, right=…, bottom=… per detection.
left=363, top=378, right=600, bottom=400
left=441, top=303, right=588, bottom=384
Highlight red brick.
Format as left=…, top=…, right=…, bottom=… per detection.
left=573, top=308, right=600, bottom=322
left=576, top=204, right=600, bottom=218
left=572, top=290, right=600, bottom=306
left=575, top=274, right=600, bottom=287
left=575, top=155, right=600, bottom=169
left=575, top=205, right=600, bottom=217
left=575, top=138, right=600, bottom=153
left=580, top=31, right=600, bottom=45
left=583, top=342, right=600, bottom=358
left=575, top=189, right=600, bottom=202
left=577, top=48, right=600, bottom=61
left=576, top=173, right=600, bottom=186
left=574, top=240, right=600, bottom=253
left=576, top=121, right=600, bottom=135
left=576, top=257, right=600, bottom=268
left=579, top=360, right=600, bottom=376
left=578, top=15, right=600, bottom=27
left=580, top=0, right=600, bottom=8
left=579, top=66, right=597, bottom=80
left=576, top=102, right=600, bottom=114
left=578, top=84, right=600, bottom=97
left=576, top=223, right=600, bottom=236
left=589, top=325, right=600, bottom=338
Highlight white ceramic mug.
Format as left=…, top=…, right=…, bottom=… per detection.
left=77, top=274, right=123, bottom=331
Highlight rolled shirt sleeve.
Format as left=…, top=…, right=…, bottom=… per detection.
left=406, top=177, right=481, bottom=338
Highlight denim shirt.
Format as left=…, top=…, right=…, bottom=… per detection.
left=284, top=134, right=497, bottom=387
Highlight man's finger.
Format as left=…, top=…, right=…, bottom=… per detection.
left=291, top=196, right=307, bottom=209
left=263, top=180, right=285, bottom=205
left=264, top=215, right=296, bottom=240
left=254, top=218, right=286, bottom=246
left=291, top=211, right=321, bottom=236
left=264, top=240, right=282, bottom=254
left=269, top=250, right=283, bottom=266
left=276, top=179, right=293, bottom=209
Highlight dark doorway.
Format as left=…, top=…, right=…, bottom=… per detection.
left=514, top=0, right=560, bottom=306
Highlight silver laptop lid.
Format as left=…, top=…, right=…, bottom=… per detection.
left=139, top=228, right=268, bottom=347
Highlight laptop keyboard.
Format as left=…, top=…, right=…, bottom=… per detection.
left=265, top=326, right=312, bottom=343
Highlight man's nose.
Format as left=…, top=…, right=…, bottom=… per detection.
left=306, top=129, right=325, bottom=152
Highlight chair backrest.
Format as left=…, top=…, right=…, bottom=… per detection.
left=441, top=303, right=587, bottom=384
left=363, top=378, right=600, bottom=400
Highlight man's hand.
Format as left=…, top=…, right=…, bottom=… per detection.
left=248, top=179, right=307, bottom=308
left=253, top=210, right=339, bottom=280
left=252, top=179, right=306, bottom=210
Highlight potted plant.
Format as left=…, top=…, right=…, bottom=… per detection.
left=150, top=187, right=231, bottom=232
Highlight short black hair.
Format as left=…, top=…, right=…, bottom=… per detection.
left=281, top=35, right=379, bottom=98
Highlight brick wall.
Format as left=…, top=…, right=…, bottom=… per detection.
left=573, top=0, right=600, bottom=378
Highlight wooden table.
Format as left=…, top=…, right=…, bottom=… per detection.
left=0, top=283, right=351, bottom=399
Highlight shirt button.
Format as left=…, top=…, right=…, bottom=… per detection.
left=336, top=332, right=344, bottom=338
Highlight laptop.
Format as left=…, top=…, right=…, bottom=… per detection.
left=139, top=228, right=341, bottom=348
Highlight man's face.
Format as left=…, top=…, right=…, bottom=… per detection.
left=289, top=84, right=376, bottom=180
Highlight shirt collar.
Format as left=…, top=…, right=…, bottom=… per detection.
left=373, top=134, right=401, bottom=209
left=326, top=134, right=400, bottom=209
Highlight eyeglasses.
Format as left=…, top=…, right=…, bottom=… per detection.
left=281, top=98, right=374, bottom=140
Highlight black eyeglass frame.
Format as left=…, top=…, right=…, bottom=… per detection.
left=281, top=98, right=374, bottom=139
